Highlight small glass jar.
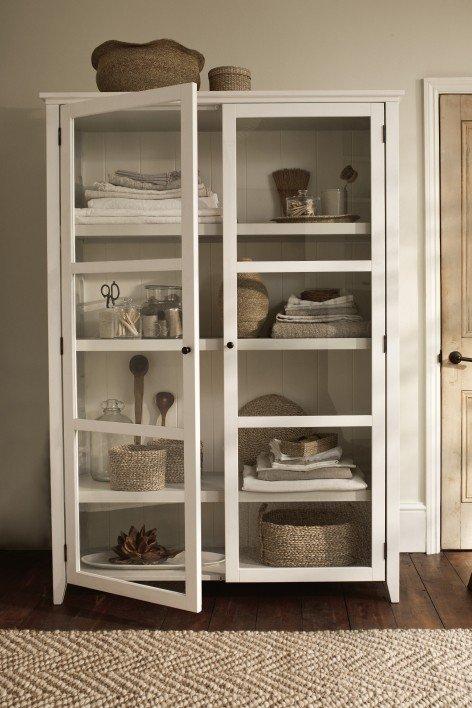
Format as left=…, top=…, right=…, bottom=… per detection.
left=90, top=399, right=133, bottom=482
left=141, top=285, right=182, bottom=338
left=286, top=189, right=315, bottom=218
left=321, top=187, right=347, bottom=216
left=115, top=297, right=141, bottom=338
left=98, top=307, right=118, bottom=339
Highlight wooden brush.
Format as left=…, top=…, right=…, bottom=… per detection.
left=272, top=168, right=310, bottom=216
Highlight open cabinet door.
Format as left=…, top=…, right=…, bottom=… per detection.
left=60, top=84, right=202, bottom=611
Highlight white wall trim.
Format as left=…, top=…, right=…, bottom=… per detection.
left=423, top=77, right=472, bottom=554
left=400, top=503, right=427, bottom=553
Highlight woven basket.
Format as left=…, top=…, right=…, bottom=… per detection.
left=279, top=433, right=338, bottom=459
left=218, top=264, right=269, bottom=338
left=208, top=66, right=251, bottom=91
left=152, top=440, right=203, bottom=484
left=91, top=39, right=205, bottom=91
left=300, top=289, right=340, bottom=302
left=258, top=502, right=371, bottom=567
left=108, top=444, right=166, bottom=491
left=238, top=394, right=313, bottom=465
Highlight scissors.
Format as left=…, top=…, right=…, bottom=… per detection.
left=101, top=280, right=120, bottom=308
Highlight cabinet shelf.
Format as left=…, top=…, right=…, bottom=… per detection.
left=75, top=222, right=371, bottom=239
left=76, top=337, right=371, bottom=352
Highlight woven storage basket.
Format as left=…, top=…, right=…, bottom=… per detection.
left=218, top=263, right=269, bottom=338
left=152, top=440, right=203, bottom=484
left=208, top=66, right=251, bottom=91
left=108, top=444, right=166, bottom=491
left=258, top=502, right=371, bottom=567
left=279, top=433, right=338, bottom=458
left=91, top=39, right=205, bottom=91
left=238, top=394, right=313, bottom=465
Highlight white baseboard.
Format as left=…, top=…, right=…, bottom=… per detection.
left=400, top=502, right=427, bottom=552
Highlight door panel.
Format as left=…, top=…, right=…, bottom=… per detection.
left=441, top=94, right=472, bottom=549
left=61, top=84, right=202, bottom=610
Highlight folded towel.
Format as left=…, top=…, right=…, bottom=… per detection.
left=257, top=466, right=354, bottom=481
left=242, top=466, right=367, bottom=493
left=257, top=453, right=355, bottom=473
left=86, top=195, right=219, bottom=211
left=286, top=294, right=356, bottom=310
left=86, top=182, right=211, bottom=199
left=276, top=313, right=362, bottom=323
left=75, top=214, right=222, bottom=224
left=115, top=169, right=184, bottom=188
left=77, top=208, right=221, bottom=218
left=271, top=321, right=371, bottom=338
left=109, top=172, right=198, bottom=191
left=269, top=440, right=343, bottom=463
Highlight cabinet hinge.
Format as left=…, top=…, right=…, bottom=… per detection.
left=60, top=336, right=64, bottom=356
left=383, top=334, right=387, bottom=353
left=64, top=544, right=67, bottom=562
left=58, top=127, right=61, bottom=146
left=382, top=124, right=386, bottom=143
left=438, top=349, right=442, bottom=365
left=383, top=542, right=387, bottom=559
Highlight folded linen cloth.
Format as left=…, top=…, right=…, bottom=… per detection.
left=286, top=294, right=356, bottom=311
left=277, top=293, right=362, bottom=323
left=77, top=208, right=221, bottom=218
left=75, top=214, right=222, bottom=224
left=86, top=182, right=211, bottom=199
left=109, top=172, right=199, bottom=191
left=257, top=453, right=355, bottom=473
left=115, top=169, right=184, bottom=187
left=271, top=321, right=371, bottom=338
left=242, top=466, right=367, bottom=493
left=257, top=466, right=354, bottom=481
left=269, top=440, right=343, bottom=463
left=86, top=195, right=220, bottom=211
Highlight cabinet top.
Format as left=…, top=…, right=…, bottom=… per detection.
left=39, top=89, right=404, bottom=105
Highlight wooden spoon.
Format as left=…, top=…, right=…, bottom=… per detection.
left=155, top=391, right=175, bottom=427
left=129, top=355, right=149, bottom=444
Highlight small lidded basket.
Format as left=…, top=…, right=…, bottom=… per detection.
left=208, top=66, right=251, bottom=91
left=279, top=432, right=338, bottom=459
left=108, top=444, right=166, bottom=491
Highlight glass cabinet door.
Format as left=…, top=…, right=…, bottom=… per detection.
left=60, top=84, right=203, bottom=611
left=222, top=102, right=386, bottom=583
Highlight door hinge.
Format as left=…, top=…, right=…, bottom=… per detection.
left=383, top=542, right=387, bottom=559
left=60, top=336, right=64, bottom=356
left=382, top=125, right=386, bottom=143
left=64, top=544, right=68, bottom=562
left=58, top=127, right=61, bottom=146
left=438, top=349, right=442, bottom=365
left=383, top=334, right=387, bottom=353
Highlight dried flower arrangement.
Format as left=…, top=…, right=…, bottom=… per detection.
left=109, top=525, right=179, bottom=565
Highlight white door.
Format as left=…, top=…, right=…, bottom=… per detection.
left=222, top=102, right=386, bottom=582
left=60, top=84, right=202, bottom=611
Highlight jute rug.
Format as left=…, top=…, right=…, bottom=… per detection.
left=1, top=628, right=472, bottom=707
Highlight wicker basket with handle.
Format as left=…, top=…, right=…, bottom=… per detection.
left=279, top=433, right=338, bottom=459
left=108, top=444, right=166, bottom=491
left=258, top=502, right=370, bottom=567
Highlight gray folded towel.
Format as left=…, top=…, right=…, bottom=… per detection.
left=271, top=320, right=371, bottom=338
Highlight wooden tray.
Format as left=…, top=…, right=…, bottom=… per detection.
left=272, top=214, right=360, bottom=223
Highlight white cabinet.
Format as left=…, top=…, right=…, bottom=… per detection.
left=42, top=86, right=401, bottom=611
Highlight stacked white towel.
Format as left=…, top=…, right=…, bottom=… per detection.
left=276, top=294, right=363, bottom=324
left=76, top=170, right=222, bottom=224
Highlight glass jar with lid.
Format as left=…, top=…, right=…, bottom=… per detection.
left=286, top=189, right=315, bottom=218
left=140, top=285, right=182, bottom=338
left=115, top=297, right=141, bottom=338
left=90, top=399, right=133, bottom=482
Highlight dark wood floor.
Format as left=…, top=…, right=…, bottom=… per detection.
left=1, top=551, right=472, bottom=631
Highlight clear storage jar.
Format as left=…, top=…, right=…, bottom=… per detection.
left=90, top=399, right=133, bottom=482
left=115, top=297, right=141, bottom=338
left=141, top=285, right=182, bottom=339
left=286, top=189, right=315, bottom=218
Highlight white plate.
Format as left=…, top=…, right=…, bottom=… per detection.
left=81, top=550, right=225, bottom=571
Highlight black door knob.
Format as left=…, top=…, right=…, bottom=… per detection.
left=226, top=341, right=234, bottom=349
left=181, top=346, right=192, bottom=355
left=449, top=351, right=472, bottom=364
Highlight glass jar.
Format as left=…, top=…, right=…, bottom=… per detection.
left=115, top=297, right=141, bottom=338
left=90, top=399, right=133, bottom=482
left=98, top=306, right=118, bottom=338
left=321, top=187, right=347, bottom=216
left=286, top=189, right=315, bottom=218
left=140, top=285, right=182, bottom=338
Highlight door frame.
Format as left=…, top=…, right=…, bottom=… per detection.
left=423, top=77, right=472, bottom=553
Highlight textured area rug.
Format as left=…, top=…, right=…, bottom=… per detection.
left=1, top=629, right=472, bottom=707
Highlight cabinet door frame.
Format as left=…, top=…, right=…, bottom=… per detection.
left=222, top=101, right=387, bottom=583
left=60, top=84, right=202, bottom=612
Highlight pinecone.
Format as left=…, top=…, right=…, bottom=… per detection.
left=109, top=525, right=178, bottom=565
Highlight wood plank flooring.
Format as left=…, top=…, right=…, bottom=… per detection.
left=1, top=551, right=472, bottom=631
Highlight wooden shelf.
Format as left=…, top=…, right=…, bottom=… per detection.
left=75, top=222, right=371, bottom=239
left=76, top=337, right=371, bottom=352
left=79, top=473, right=224, bottom=505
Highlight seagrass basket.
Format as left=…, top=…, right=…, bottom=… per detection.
left=279, top=433, right=338, bottom=459
left=258, top=503, right=371, bottom=567
left=208, top=66, right=251, bottom=91
left=108, top=444, right=166, bottom=491
left=152, top=439, right=203, bottom=484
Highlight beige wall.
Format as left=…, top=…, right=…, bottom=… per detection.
left=0, top=0, right=468, bottom=547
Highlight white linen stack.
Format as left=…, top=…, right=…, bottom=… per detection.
left=75, top=170, right=222, bottom=224
left=271, top=294, right=371, bottom=338
left=242, top=437, right=368, bottom=493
